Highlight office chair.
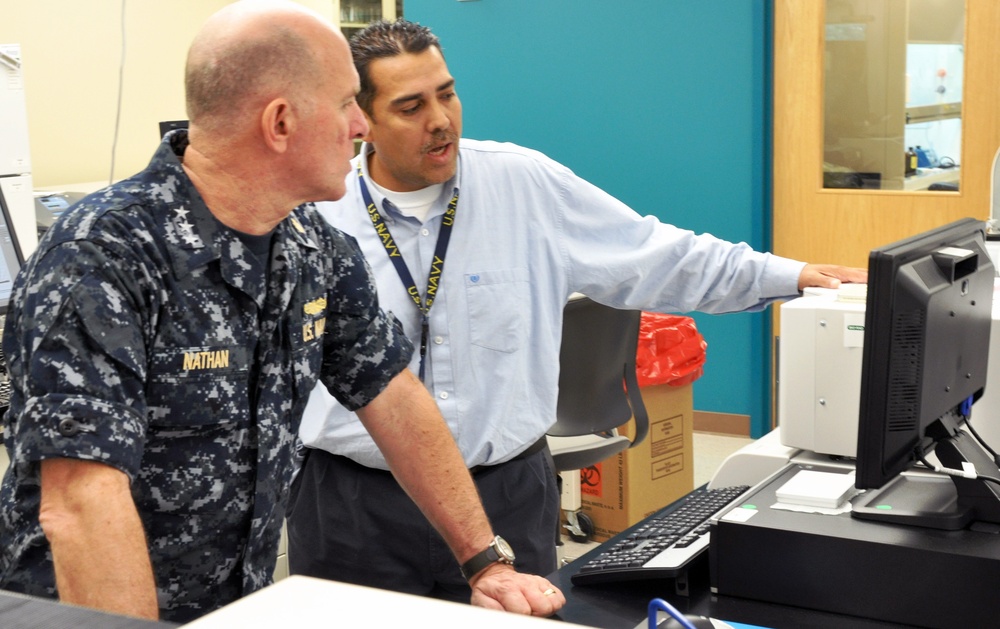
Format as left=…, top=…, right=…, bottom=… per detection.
left=547, top=296, right=649, bottom=543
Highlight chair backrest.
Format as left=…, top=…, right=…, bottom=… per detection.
left=548, top=296, right=649, bottom=448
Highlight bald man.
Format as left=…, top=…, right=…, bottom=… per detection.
left=0, top=1, right=562, bottom=622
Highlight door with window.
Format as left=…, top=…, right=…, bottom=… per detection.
left=773, top=0, right=999, bottom=270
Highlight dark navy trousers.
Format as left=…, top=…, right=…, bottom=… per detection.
left=285, top=446, right=559, bottom=602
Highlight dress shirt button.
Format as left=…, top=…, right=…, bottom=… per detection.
left=421, top=228, right=430, bottom=236
left=439, top=391, right=449, bottom=400
left=434, top=336, right=444, bottom=345
left=57, top=418, right=80, bottom=437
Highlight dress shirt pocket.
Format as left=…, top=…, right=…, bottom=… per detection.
left=465, top=268, right=529, bottom=353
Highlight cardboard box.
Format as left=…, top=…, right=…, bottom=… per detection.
left=577, top=382, right=694, bottom=541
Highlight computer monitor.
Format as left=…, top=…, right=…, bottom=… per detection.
left=852, top=218, right=1000, bottom=530
left=159, top=120, right=188, bottom=140
left=0, top=184, right=25, bottom=315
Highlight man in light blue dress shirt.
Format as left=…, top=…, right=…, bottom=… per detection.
left=287, top=19, right=865, bottom=602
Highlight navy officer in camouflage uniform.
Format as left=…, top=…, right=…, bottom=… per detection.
left=0, top=0, right=564, bottom=622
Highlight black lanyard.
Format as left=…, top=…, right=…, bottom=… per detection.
left=357, top=164, right=458, bottom=381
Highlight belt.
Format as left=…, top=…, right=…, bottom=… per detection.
left=469, top=435, right=549, bottom=475
left=312, top=435, right=550, bottom=477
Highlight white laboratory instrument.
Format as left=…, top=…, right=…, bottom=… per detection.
left=0, top=44, right=38, bottom=259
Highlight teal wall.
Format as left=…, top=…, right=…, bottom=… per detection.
left=406, top=0, right=774, bottom=437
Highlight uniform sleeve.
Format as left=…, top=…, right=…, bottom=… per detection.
left=3, top=239, right=150, bottom=480
left=316, top=225, right=413, bottom=412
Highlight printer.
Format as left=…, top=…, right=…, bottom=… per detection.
left=776, top=285, right=866, bottom=457
left=776, top=280, right=1000, bottom=458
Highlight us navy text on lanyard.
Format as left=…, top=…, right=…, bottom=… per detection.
left=357, top=164, right=458, bottom=382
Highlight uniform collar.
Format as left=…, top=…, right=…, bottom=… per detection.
left=149, top=130, right=319, bottom=303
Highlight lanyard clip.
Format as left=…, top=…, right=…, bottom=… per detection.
left=418, top=317, right=430, bottom=381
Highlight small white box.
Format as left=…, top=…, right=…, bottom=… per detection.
left=775, top=469, right=857, bottom=509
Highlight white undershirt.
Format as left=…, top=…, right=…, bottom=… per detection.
left=367, top=178, right=443, bottom=223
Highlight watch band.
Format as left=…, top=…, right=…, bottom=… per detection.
left=460, top=535, right=515, bottom=581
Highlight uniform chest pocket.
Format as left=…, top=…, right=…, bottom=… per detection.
left=146, top=345, right=250, bottom=428
left=465, top=268, right=529, bottom=353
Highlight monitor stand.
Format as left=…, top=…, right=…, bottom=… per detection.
left=934, top=426, right=1000, bottom=525
left=853, top=426, right=1000, bottom=530
left=851, top=472, right=972, bottom=530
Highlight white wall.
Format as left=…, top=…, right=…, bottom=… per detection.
left=0, top=0, right=335, bottom=188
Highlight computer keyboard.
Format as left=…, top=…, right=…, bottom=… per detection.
left=0, top=377, right=10, bottom=411
left=571, top=484, right=750, bottom=585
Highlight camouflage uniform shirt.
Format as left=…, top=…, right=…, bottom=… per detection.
left=0, top=130, right=411, bottom=622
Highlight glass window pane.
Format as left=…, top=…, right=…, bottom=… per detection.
left=823, top=0, right=964, bottom=192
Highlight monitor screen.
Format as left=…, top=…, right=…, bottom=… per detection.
left=0, top=184, right=25, bottom=315
left=852, top=218, right=1000, bottom=530
left=159, top=119, right=188, bottom=140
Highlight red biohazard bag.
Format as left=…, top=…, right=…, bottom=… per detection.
left=634, top=313, right=707, bottom=387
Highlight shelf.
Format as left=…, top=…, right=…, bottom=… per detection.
left=902, top=166, right=960, bottom=191
left=906, top=102, right=962, bottom=124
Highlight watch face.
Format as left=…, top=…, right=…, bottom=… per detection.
left=494, top=536, right=515, bottom=562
